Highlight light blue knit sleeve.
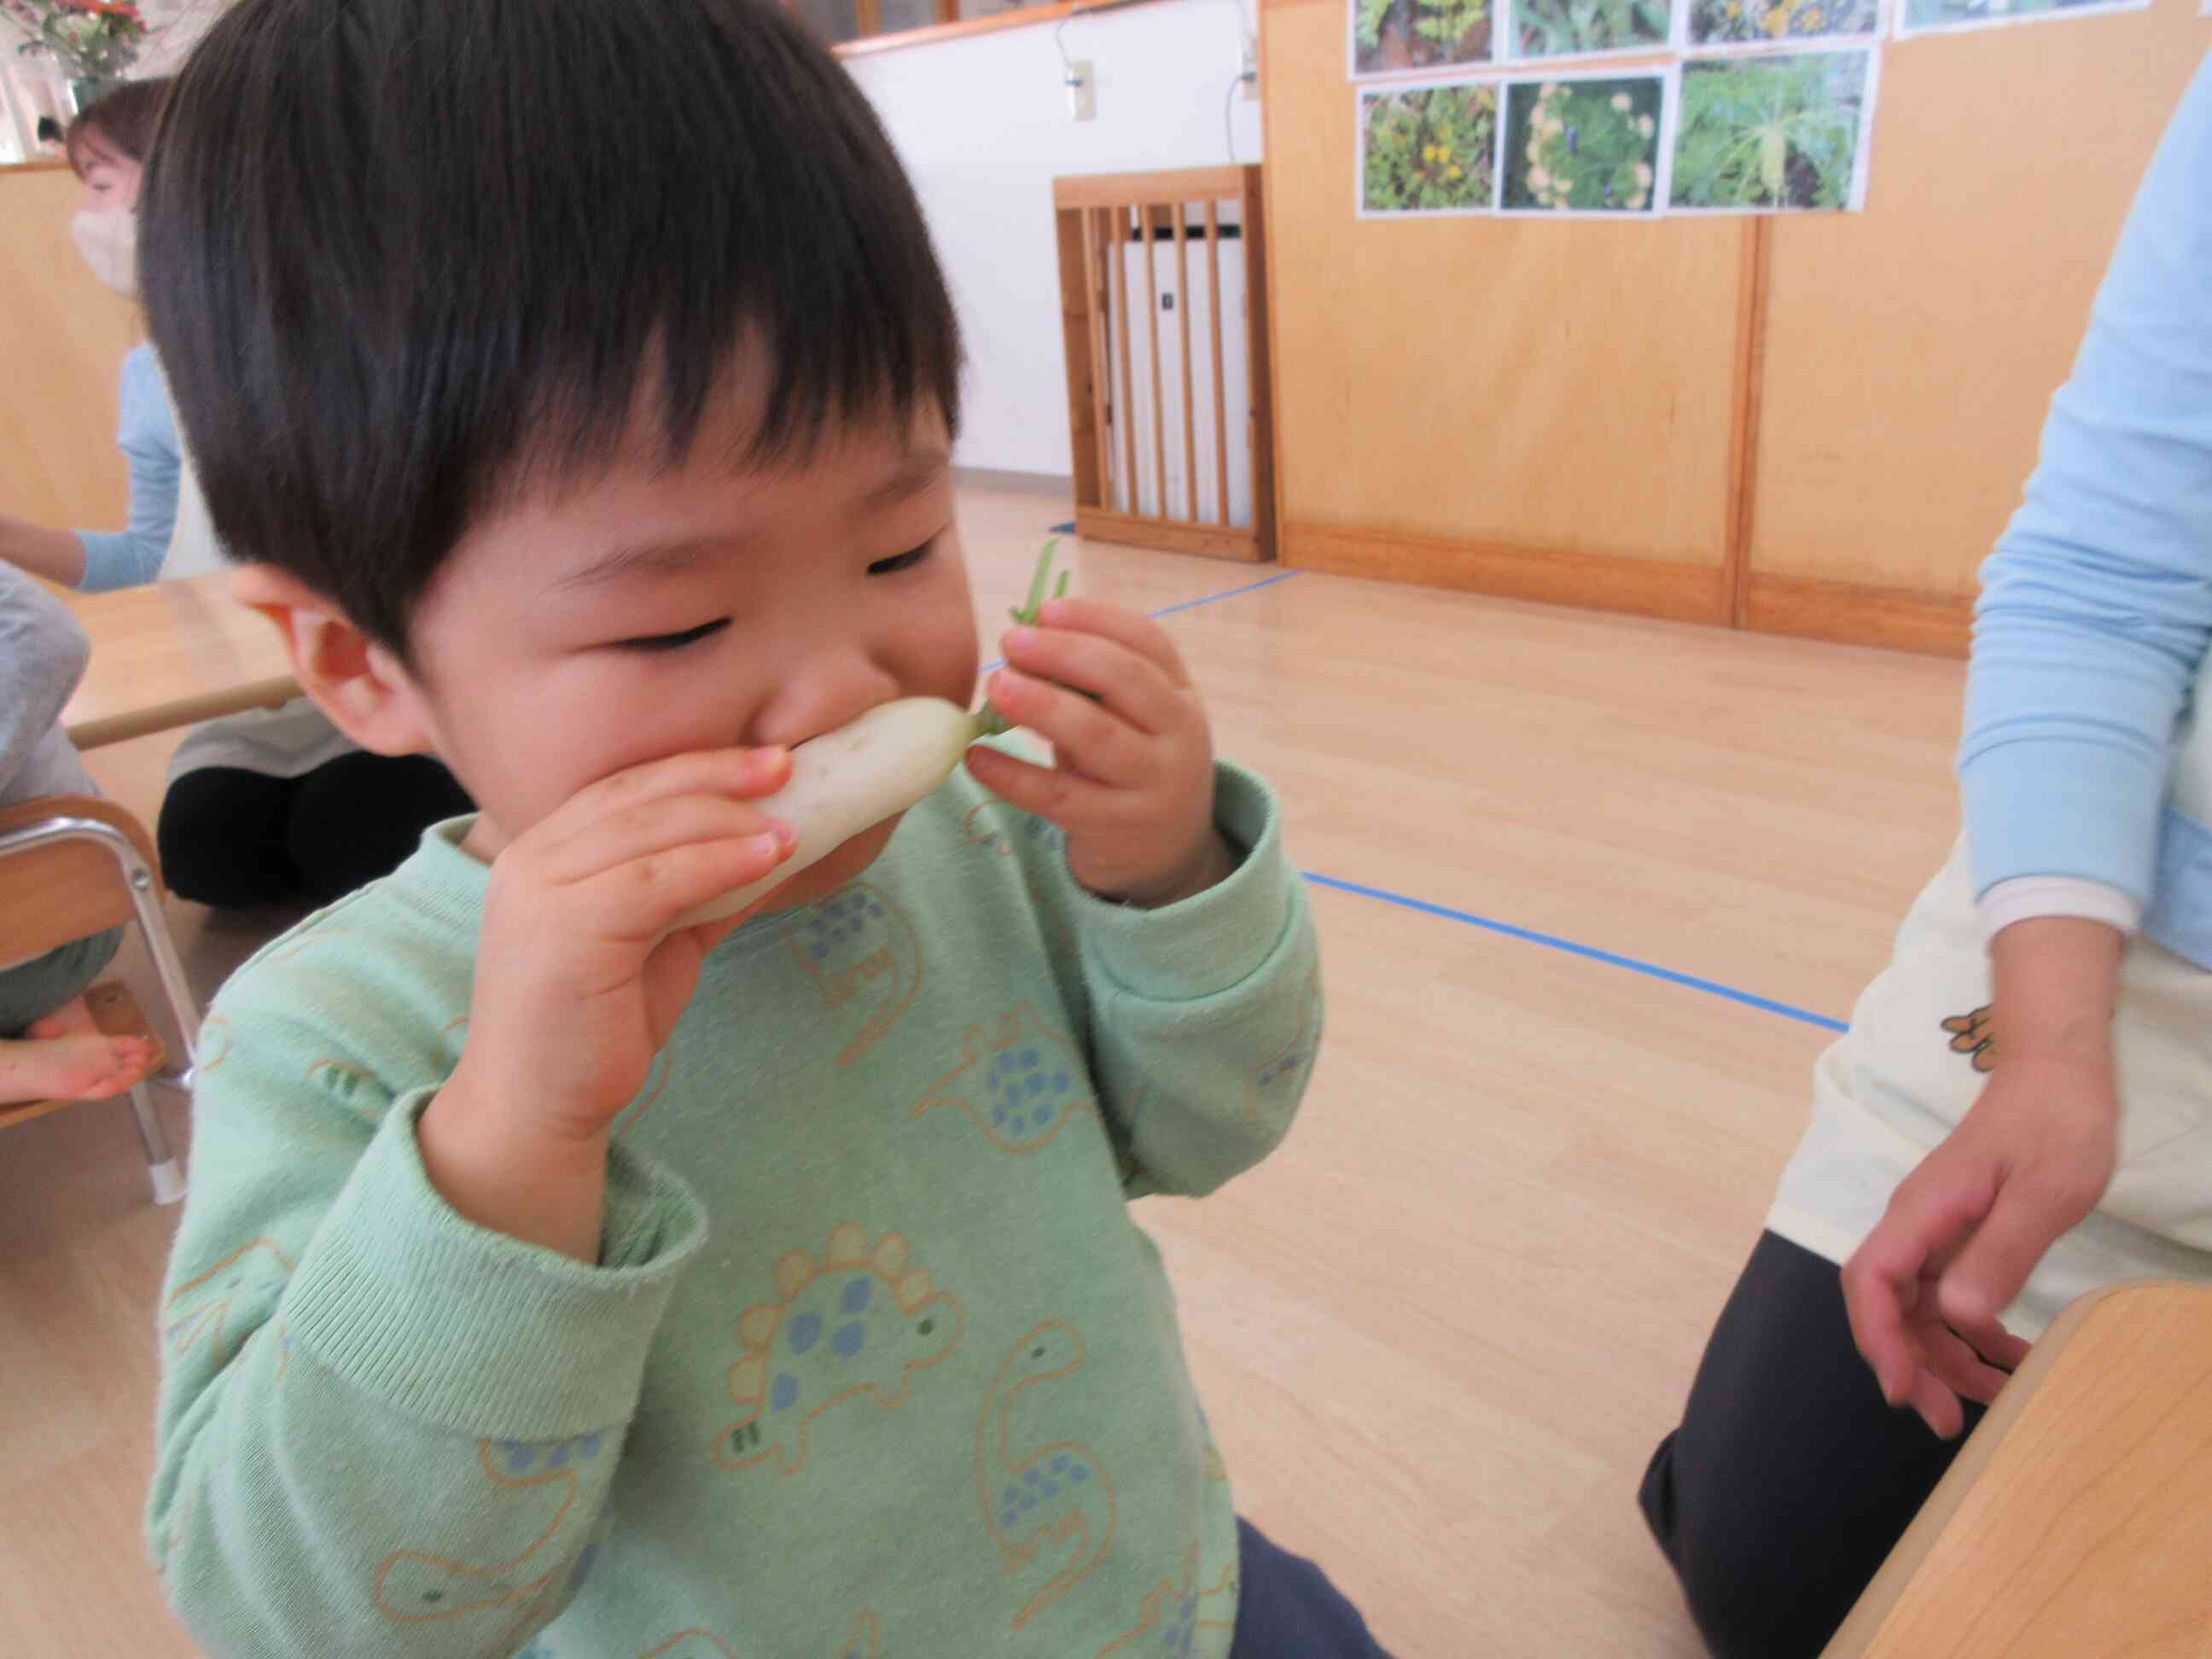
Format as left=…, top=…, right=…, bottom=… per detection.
left=1959, top=55, right=2212, bottom=903
left=74, top=344, right=180, bottom=591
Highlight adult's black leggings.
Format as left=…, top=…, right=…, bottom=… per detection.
left=1639, top=1230, right=1990, bottom=1659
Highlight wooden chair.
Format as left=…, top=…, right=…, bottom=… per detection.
left=1825, top=1278, right=2212, bottom=1656
left=0, top=794, right=200, bottom=1204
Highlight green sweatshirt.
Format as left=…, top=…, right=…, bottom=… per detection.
left=148, top=757, right=1321, bottom=1659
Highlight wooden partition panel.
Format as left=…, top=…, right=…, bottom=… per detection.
left=1261, top=0, right=1743, bottom=625
left=1749, top=3, right=2210, bottom=651
left=0, top=163, right=141, bottom=534
left=1260, top=0, right=2212, bottom=655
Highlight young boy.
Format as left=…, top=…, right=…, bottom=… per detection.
left=141, top=2, right=1376, bottom=1654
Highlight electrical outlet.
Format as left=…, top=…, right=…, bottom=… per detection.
left=1066, top=60, right=1096, bottom=122
left=1238, top=36, right=1259, bottom=101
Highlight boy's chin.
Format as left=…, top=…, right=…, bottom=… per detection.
left=750, top=815, right=905, bottom=915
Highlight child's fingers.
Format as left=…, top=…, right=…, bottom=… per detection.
left=538, top=747, right=793, bottom=852
left=1033, top=597, right=1191, bottom=687
left=534, top=793, right=795, bottom=888
left=564, top=830, right=797, bottom=947
left=964, top=742, right=1118, bottom=825
left=1000, top=625, right=1185, bottom=737
left=986, top=667, right=1149, bottom=786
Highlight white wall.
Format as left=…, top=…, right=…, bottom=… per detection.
left=845, top=0, right=1264, bottom=479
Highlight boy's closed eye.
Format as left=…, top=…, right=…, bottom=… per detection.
left=613, top=539, right=938, bottom=651
left=866, top=542, right=933, bottom=577
left=620, top=619, right=731, bottom=653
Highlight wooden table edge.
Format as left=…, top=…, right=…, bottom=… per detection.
left=1821, top=1278, right=2211, bottom=1656
left=65, top=675, right=301, bottom=752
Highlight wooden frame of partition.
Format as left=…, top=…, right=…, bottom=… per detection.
left=1262, top=205, right=1971, bottom=658
left=1052, top=166, right=1275, bottom=564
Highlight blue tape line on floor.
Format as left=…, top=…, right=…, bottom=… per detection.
left=1148, top=571, right=1301, bottom=618
left=1301, top=872, right=1849, bottom=1034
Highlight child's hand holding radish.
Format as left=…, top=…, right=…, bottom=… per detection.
left=420, top=746, right=798, bottom=1260
left=968, top=597, right=1236, bottom=909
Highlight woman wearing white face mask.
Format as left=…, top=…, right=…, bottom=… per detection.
left=1, top=79, right=187, bottom=591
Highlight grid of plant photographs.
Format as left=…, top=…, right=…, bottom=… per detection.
left=1352, top=0, right=2140, bottom=219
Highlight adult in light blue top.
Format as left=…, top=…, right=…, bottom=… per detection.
left=1643, top=51, right=2212, bottom=1659
left=0, top=81, right=181, bottom=593
left=71, top=341, right=182, bottom=592
left=1961, top=49, right=2212, bottom=921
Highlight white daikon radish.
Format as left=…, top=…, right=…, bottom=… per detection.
left=671, top=538, right=1070, bottom=929
left=672, top=696, right=993, bottom=928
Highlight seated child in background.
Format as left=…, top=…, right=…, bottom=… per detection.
left=158, top=696, right=473, bottom=911
left=0, top=561, right=161, bottom=1102
left=142, top=1, right=1377, bottom=1655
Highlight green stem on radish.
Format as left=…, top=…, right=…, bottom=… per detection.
left=974, top=535, right=1068, bottom=738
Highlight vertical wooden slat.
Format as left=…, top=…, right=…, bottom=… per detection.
left=853, top=0, right=882, bottom=38
left=1724, top=218, right=1773, bottom=632
left=1054, top=207, right=1103, bottom=515
left=1142, top=206, right=1167, bottom=522
left=1080, top=208, right=1113, bottom=513
left=1240, top=167, right=1277, bottom=561
left=1203, top=199, right=1228, bottom=527
left=1112, top=206, right=1137, bottom=517
left=1174, top=202, right=1198, bottom=525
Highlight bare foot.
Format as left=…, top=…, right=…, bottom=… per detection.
left=0, top=1030, right=162, bottom=1104
left=24, top=992, right=98, bottom=1039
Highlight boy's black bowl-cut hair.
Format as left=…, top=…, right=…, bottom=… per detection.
left=141, top=0, right=963, bottom=658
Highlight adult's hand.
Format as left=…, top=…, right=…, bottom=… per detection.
left=1841, top=915, right=2123, bottom=1438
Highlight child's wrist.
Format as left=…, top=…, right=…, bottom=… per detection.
left=421, top=1062, right=611, bottom=1262
left=1116, top=829, right=1238, bottom=910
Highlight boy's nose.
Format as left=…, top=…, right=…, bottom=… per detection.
left=748, top=655, right=902, bottom=753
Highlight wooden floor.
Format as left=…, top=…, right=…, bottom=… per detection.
left=0, top=483, right=1969, bottom=1656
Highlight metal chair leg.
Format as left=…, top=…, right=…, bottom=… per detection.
left=126, top=1081, right=186, bottom=1204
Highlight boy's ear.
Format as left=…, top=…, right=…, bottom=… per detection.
left=230, top=564, right=440, bottom=760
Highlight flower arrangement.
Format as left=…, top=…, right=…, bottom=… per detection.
left=3, top=0, right=147, bottom=96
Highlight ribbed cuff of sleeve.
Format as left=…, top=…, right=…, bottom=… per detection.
left=284, top=1089, right=707, bottom=1439
left=1062, top=760, right=1298, bottom=1004
left=1979, top=876, right=2141, bottom=942
left=1960, top=737, right=2163, bottom=905
left=73, top=530, right=132, bottom=593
